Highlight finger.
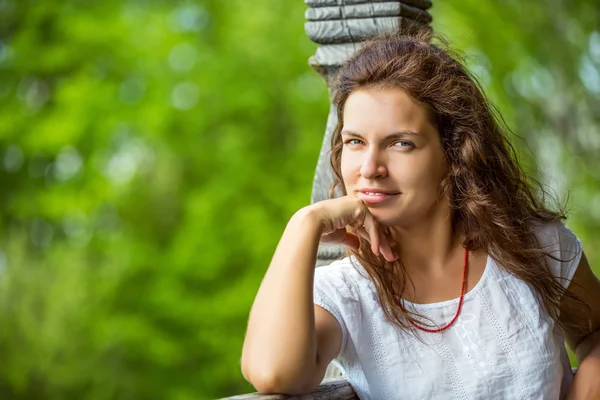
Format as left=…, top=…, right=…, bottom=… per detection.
left=353, top=218, right=385, bottom=257
left=353, top=223, right=381, bottom=252
left=353, top=204, right=365, bottom=225
left=362, top=213, right=381, bottom=256
left=371, top=225, right=390, bottom=261
left=353, top=226, right=371, bottom=244
left=355, top=224, right=398, bottom=261
left=379, top=236, right=397, bottom=262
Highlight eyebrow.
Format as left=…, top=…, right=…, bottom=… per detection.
left=341, top=130, right=422, bottom=140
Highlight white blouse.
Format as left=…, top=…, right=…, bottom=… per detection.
left=313, top=221, right=583, bottom=400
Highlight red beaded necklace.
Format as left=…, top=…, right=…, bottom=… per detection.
left=394, top=248, right=469, bottom=333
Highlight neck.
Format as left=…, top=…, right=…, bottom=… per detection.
left=388, top=205, right=463, bottom=275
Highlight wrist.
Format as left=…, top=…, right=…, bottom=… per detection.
left=291, top=205, right=325, bottom=233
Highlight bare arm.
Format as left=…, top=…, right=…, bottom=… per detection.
left=241, top=197, right=395, bottom=394
left=560, top=252, right=600, bottom=359
left=241, top=206, right=337, bottom=394
left=560, top=251, right=600, bottom=399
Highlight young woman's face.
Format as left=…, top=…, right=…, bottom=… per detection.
left=341, top=87, right=448, bottom=228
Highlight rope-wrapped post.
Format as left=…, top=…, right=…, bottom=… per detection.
left=305, top=0, right=433, bottom=267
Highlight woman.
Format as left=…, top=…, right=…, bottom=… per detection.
left=240, top=30, right=600, bottom=399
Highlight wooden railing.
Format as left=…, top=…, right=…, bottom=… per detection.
left=222, top=368, right=578, bottom=399
left=221, top=379, right=357, bottom=400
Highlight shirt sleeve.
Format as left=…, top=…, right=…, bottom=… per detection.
left=313, top=260, right=353, bottom=359
left=537, top=220, right=583, bottom=289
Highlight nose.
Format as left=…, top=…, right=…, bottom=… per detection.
left=359, top=149, right=388, bottom=179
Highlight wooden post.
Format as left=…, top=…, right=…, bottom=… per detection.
left=305, top=0, right=433, bottom=267
left=305, top=0, right=433, bottom=380
left=222, top=2, right=434, bottom=398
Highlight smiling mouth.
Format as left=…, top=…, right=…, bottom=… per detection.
left=357, top=191, right=400, bottom=204
left=361, top=191, right=397, bottom=195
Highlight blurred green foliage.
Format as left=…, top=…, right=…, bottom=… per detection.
left=0, top=0, right=597, bottom=399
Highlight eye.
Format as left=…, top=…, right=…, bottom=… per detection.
left=343, top=139, right=364, bottom=146
left=393, top=140, right=415, bottom=149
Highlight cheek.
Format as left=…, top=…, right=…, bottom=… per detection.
left=397, top=154, right=445, bottom=191
left=340, top=151, right=358, bottom=180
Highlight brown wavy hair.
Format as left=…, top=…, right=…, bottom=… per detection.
left=329, top=29, right=588, bottom=332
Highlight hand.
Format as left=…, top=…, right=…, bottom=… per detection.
left=308, top=196, right=398, bottom=262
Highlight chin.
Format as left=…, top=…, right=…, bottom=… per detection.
left=367, top=210, right=404, bottom=227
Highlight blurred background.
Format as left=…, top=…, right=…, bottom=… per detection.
left=0, top=0, right=598, bottom=399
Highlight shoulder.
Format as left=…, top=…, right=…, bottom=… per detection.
left=312, top=257, right=366, bottom=360
left=314, top=256, right=365, bottom=295
left=313, top=256, right=374, bottom=312
left=533, top=219, right=579, bottom=244
left=533, top=219, right=581, bottom=258
left=532, top=219, right=583, bottom=287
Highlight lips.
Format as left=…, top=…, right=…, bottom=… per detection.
left=357, top=189, right=400, bottom=204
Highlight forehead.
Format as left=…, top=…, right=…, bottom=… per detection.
left=342, top=88, right=436, bottom=137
